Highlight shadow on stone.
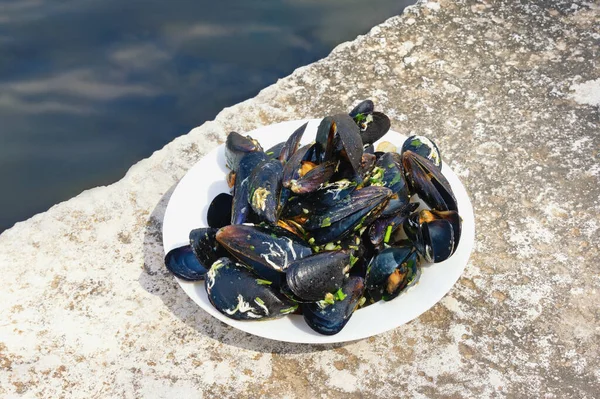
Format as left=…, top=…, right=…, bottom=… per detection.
left=139, top=185, right=356, bottom=354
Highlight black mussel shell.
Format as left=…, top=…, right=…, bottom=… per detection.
left=232, top=151, right=268, bottom=225
left=206, top=258, right=297, bottom=320
left=369, top=152, right=410, bottom=199
left=266, top=142, right=285, bottom=160
left=216, top=224, right=312, bottom=285
left=364, top=144, right=375, bottom=154
left=282, top=144, right=311, bottom=187
left=283, top=179, right=357, bottom=219
left=401, top=135, right=442, bottom=170
left=382, top=199, right=418, bottom=217
left=368, top=202, right=419, bottom=246
left=402, top=150, right=457, bottom=212
left=207, top=193, right=233, bottom=228
left=164, top=245, right=210, bottom=281
left=303, top=276, right=365, bottom=335
left=286, top=251, right=350, bottom=301
left=301, top=186, right=392, bottom=245
left=360, top=112, right=391, bottom=145
left=332, top=113, right=363, bottom=174
left=349, top=99, right=374, bottom=118
left=289, top=161, right=336, bottom=194
left=189, top=227, right=228, bottom=266
left=365, top=246, right=419, bottom=302
left=279, top=122, right=308, bottom=162
left=225, top=132, right=263, bottom=172
left=403, top=210, right=461, bottom=263
left=315, top=116, right=337, bottom=163
left=249, top=159, right=284, bottom=225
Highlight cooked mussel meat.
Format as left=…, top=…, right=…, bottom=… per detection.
left=365, top=245, right=420, bottom=302
left=249, top=159, right=284, bottom=225
left=231, top=151, right=268, bottom=224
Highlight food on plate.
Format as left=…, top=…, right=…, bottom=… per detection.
left=164, top=99, right=462, bottom=335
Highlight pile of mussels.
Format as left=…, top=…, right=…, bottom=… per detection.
left=165, top=100, right=461, bottom=336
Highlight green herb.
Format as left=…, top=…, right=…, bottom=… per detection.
left=354, top=113, right=366, bottom=122
left=411, top=139, right=421, bottom=147
left=266, top=151, right=274, bottom=155
left=255, top=297, right=265, bottom=305
left=350, top=253, right=359, bottom=267
left=249, top=245, right=255, bottom=251
left=308, top=237, right=315, bottom=245
left=321, top=217, right=332, bottom=228
left=280, top=305, right=298, bottom=314
left=256, top=279, right=272, bottom=285
left=335, top=288, right=347, bottom=301
left=384, top=225, right=393, bottom=244
left=324, top=242, right=336, bottom=251
left=270, top=233, right=278, bottom=239
left=358, top=297, right=367, bottom=307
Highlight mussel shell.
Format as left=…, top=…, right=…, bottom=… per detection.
left=286, top=251, right=350, bottom=301
left=216, top=224, right=312, bottom=284
left=365, top=246, right=419, bottom=301
left=283, top=179, right=357, bottom=218
left=302, top=186, right=392, bottom=245
left=368, top=202, right=419, bottom=246
left=401, top=135, right=442, bottom=170
left=370, top=152, right=410, bottom=199
left=332, top=113, right=363, bottom=174
left=279, top=122, right=308, bottom=162
left=225, top=132, right=263, bottom=172
left=360, top=112, right=391, bottom=145
left=164, top=245, right=210, bottom=281
left=349, top=99, right=374, bottom=118
left=315, top=116, right=337, bottom=163
left=382, top=199, right=418, bottom=217
left=189, top=227, right=228, bottom=266
left=402, top=150, right=457, bottom=212
left=249, top=159, right=284, bottom=225
left=303, top=276, right=365, bottom=335
left=266, top=142, right=285, bottom=160
left=232, top=151, right=268, bottom=224
left=289, top=161, right=337, bottom=194
left=207, top=193, right=233, bottom=228
left=206, top=258, right=297, bottom=320
left=403, top=210, right=461, bottom=263
left=282, top=144, right=311, bottom=187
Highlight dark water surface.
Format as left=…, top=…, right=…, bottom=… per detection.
left=0, top=0, right=413, bottom=232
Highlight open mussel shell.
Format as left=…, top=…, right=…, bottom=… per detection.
left=369, top=152, right=410, bottom=199
left=164, top=245, right=210, bottom=281
left=368, top=202, right=419, bottom=246
left=207, top=193, right=233, bottom=228
left=232, top=151, right=268, bottom=225
left=266, top=142, right=285, bottom=160
left=286, top=251, right=350, bottom=301
left=401, top=135, right=442, bottom=170
left=225, top=132, right=263, bottom=172
left=365, top=246, right=420, bottom=302
left=249, top=159, right=284, bottom=225
left=403, top=210, right=461, bottom=263
left=349, top=99, right=374, bottom=119
left=279, top=122, right=308, bottom=162
left=289, top=161, right=337, bottom=195
left=301, top=186, right=392, bottom=245
left=402, top=150, right=457, bottom=212
left=359, top=112, right=391, bottom=145
left=303, top=276, right=365, bottom=335
left=216, top=224, right=312, bottom=285
left=316, top=114, right=363, bottom=174
left=189, top=227, right=228, bottom=266
left=206, top=258, right=298, bottom=320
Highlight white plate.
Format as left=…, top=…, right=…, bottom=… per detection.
left=162, top=119, right=475, bottom=344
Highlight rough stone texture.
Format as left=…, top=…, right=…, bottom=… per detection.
left=1, top=0, right=599, bottom=397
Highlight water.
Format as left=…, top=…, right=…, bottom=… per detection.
left=0, top=0, right=413, bottom=232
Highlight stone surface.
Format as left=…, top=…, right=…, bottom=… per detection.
left=1, top=0, right=599, bottom=397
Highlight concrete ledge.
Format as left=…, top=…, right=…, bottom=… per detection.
left=1, top=0, right=599, bottom=397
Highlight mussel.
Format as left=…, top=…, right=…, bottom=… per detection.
left=286, top=251, right=350, bottom=301
left=206, top=258, right=297, bottom=320
left=402, top=150, right=457, bottom=212
left=248, top=159, right=284, bottom=225
left=216, top=224, right=312, bottom=285
left=225, top=132, right=263, bottom=172
left=365, top=245, right=420, bottom=302
left=303, top=276, right=365, bottom=335
left=207, top=193, right=233, bottom=228
left=401, top=135, right=442, bottom=170
left=403, top=209, right=461, bottom=263
left=231, top=151, right=268, bottom=224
